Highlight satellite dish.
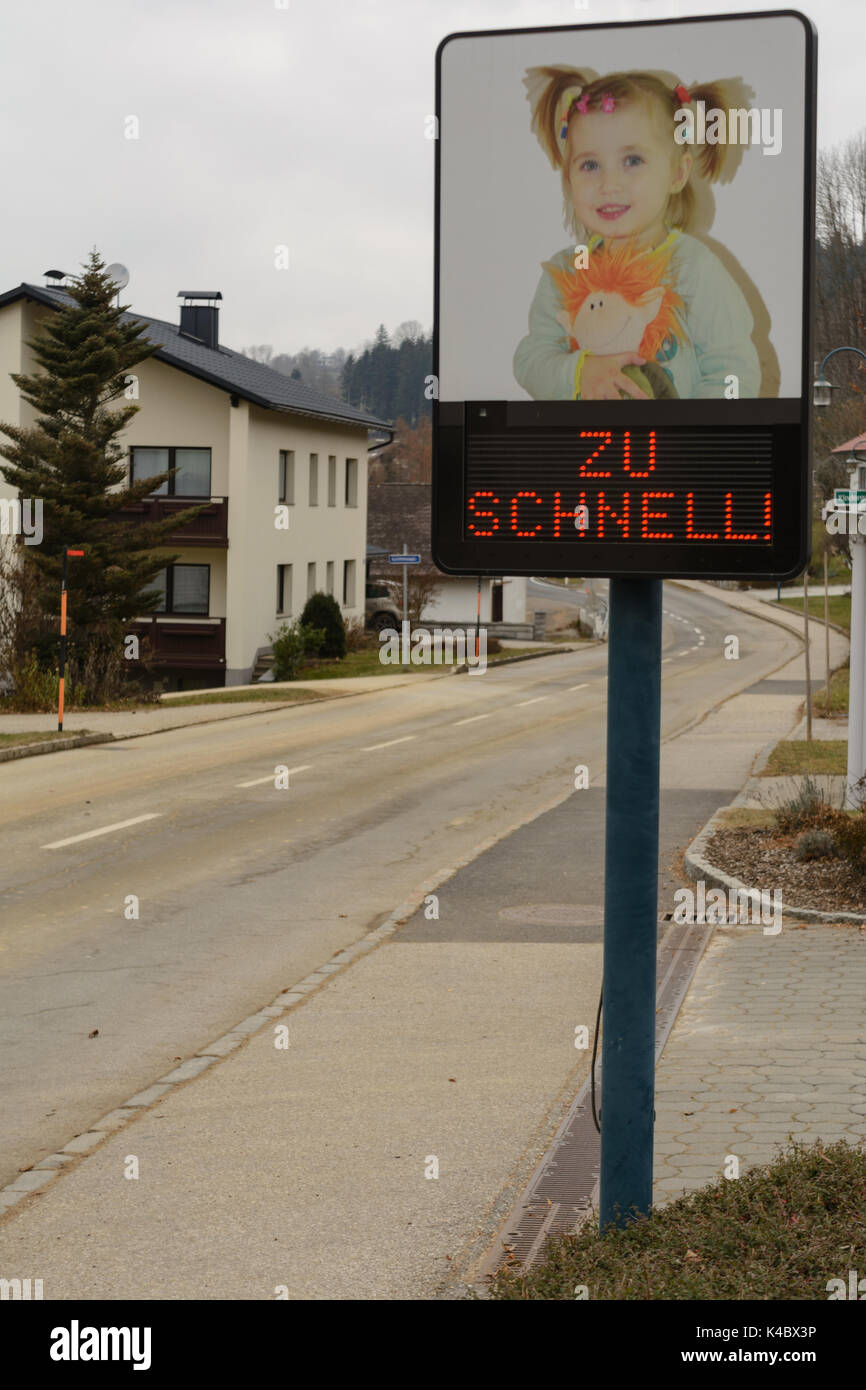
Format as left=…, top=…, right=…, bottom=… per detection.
left=106, top=263, right=130, bottom=290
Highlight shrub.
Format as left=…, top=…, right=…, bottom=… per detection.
left=2, top=650, right=61, bottom=711
left=829, top=812, right=866, bottom=877
left=793, top=827, right=837, bottom=862
left=344, top=617, right=374, bottom=653
left=773, top=775, right=840, bottom=835
left=269, top=621, right=326, bottom=681
left=299, top=592, right=346, bottom=659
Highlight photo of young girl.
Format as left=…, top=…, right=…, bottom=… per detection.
left=513, top=66, right=768, bottom=401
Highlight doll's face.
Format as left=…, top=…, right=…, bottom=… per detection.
left=566, top=99, right=691, bottom=246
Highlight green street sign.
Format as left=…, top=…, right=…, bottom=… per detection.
left=834, top=490, right=866, bottom=505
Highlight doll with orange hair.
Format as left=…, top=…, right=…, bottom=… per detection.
left=513, top=66, right=763, bottom=400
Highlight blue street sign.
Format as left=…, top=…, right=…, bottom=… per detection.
left=388, top=554, right=421, bottom=564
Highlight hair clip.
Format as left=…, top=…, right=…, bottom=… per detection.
left=674, top=84, right=691, bottom=104
left=576, top=93, right=589, bottom=113
left=601, top=93, right=615, bottom=112
left=558, top=86, right=583, bottom=140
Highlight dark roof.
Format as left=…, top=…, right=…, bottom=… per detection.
left=0, top=282, right=392, bottom=435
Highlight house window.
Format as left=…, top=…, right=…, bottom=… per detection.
left=326, top=560, right=334, bottom=596
left=277, top=563, right=292, bottom=616
left=343, top=558, right=356, bottom=607
left=279, top=450, right=294, bottom=505
left=143, top=563, right=210, bottom=615
left=345, top=457, right=358, bottom=507
left=130, top=447, right=211, bottom=498
left=328, top=455, right=337, bottom=507
left=307, top=561, right=316, bottom=599
left=309, top=453, right=318, bottom=506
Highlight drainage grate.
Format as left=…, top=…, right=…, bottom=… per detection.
left=484, top=919, right=713, bottom=1278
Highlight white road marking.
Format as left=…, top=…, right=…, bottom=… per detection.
left=454, top=713, right=491, bottom=726
left=662, top=658, right=671, bottom=664
left=362, top=736, right=416, bottom=751
left=43, top=813, right=161, bottom=850
left=568, top=683, right=589, bottom=692
left=517, top=696, right=548, bottom=707
left=236, top=764, right=312, bottom=788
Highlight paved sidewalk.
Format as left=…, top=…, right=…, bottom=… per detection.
left=653, top=591, right=865, bottom=1203
left=653, top=924, right=866, bottom=1199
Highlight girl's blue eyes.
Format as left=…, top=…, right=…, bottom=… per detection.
left=578, top=155, right=645, bottom=172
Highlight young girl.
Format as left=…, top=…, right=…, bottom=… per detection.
left=513, top=66, right=764, bottom=400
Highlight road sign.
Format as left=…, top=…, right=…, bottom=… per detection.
left=834, top=490, right=866, bottom=506
left=432, top=10, right=816, bottom=581
left=388, top=553, right=421, bottom=564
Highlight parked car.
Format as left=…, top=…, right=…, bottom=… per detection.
left=365, top=582, right=401, bottom=633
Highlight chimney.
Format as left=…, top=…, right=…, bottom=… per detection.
left=177, top=290, right=222, bottom=350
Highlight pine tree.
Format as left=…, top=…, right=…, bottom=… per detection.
left=0, top=249, right=204, bottom=699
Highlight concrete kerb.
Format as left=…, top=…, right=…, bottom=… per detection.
left=683, top=810, right=866, bottom=926
left=0, top=732, right=113, bottom=763
left=454, top=642, right=589, bottom=675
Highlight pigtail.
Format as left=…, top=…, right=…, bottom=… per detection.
left=683, top=77, right=756, bottom=184
left=524, top=65, right=597, bottom=170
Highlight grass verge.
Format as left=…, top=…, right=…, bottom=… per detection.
left=294, top=645, right=559, bottom=678
left=778, top=593, right=851, bottom=633
left=161, top=688, right=326, bottom=707
left=0, top=729, right=91, bottom=748
left=813, top=663, right=849, bottom=717
left=759, top=739, right=847, bottom=777
left=488, top=1140, right=866, bottom=1300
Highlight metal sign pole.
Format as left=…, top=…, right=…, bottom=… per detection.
left=402, top=543, right=409, bottom=669
left=599, top=576, right=662, bottom=1230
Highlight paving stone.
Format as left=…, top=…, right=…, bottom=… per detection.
left=31, top=1153, right=76, bottom=1170
left=157, top=1056, right=217, bottom=1084
left=0, top=1190, right=27, bottom=1211
left=61, top=1132, right=105, bottom=1156
left=197, top=1033, right=247, bottom=1058
left=91, top=1109, right=138, bottom=1132
left=8, top=1168, right=59, bottom=1191
left=124, top=1084, right=172, bottom=1107
left=229, top=1011, right=274, bottom=1036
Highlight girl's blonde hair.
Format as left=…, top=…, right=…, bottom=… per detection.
left=524, top=66, right=755, bottom=238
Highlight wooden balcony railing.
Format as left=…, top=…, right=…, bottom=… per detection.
left=129, top=616, right=226, bottom=670
left=117, top=496, right=228, bottom=547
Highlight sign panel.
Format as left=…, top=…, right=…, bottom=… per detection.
left=834, top=491, right=866, bottom=506
left=432, top=10, right=816, bottom=579
left=388, top=553, right=422, bottom=564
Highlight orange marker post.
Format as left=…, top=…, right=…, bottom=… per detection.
left=58, top=549, right=84, bottom=731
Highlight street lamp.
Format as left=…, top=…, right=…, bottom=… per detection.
left=813, top=346, right=866, bottom=408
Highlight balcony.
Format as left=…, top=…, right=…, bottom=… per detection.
left=117, top=496, right=228, bottom=547
left=129, top=616, right=226, bottom=670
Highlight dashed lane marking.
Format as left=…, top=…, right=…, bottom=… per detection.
left=43, top=813, right=162, bottom=850
left=236, top=764, right=312, bottom=788
left=362, top=736, right=416, bottom=751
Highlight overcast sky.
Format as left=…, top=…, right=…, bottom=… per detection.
left=0, top=0, right=857, bottom=359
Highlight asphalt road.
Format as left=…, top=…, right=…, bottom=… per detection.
left=0, top=582, right=797, bottom=1189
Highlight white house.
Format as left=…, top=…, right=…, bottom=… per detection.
left=0, top=277, right=391, bottom=687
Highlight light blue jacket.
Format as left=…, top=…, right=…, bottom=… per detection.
left=513, top=229, right=763, bottom=400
